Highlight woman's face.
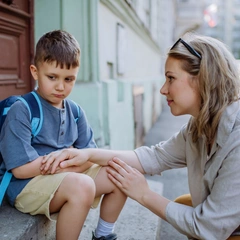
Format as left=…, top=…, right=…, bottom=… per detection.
left=161, top=57, right=201, bottom=117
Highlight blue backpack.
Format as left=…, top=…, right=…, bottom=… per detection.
left=0, top=91, right=80, bottom=205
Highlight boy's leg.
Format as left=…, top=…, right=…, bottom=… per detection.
left=93, top=167, right=127, bottom=238
left=49, top=172, right=95, bottom=240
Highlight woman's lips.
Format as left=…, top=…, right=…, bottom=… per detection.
left=167, top=99, right=173, bottom=105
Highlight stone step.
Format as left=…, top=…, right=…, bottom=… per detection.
left=0, top=176, right=163, bottom=240
left=0, top=200, right=55, bottom=240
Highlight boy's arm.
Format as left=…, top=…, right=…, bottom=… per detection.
left=0, top=102, right=44, bottom=178
left=11, top=156, right=44, bottom=179
left=11, top=151, right=93, bottom=177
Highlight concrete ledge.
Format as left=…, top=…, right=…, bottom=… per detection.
left=0, top=199, right=55, bottom=240
left=0, top=176, right=163, bottom=240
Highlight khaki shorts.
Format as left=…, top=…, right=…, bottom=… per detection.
left=15, top=164, right=101, bottom=221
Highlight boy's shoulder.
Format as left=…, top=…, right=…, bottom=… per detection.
left=0, top=91, right=44, bottom=137
left=0, top=92, right=35, bottom=126
left=65, top=99, right=82, bottom=121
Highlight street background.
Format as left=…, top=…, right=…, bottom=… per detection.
left=1, top=1, right=240, bottom=239
left=144, top=101, right=190, bottom=239
left=80, top=101, right=190, bottom=239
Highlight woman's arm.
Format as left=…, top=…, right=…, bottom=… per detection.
left=51, top=161, right=94, bottom=174
left=41, top=148, right=144, bottom=174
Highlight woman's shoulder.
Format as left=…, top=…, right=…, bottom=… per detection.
left=230, top=101, right=240, bottom=129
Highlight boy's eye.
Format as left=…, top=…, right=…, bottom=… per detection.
left=48, top=75, right=55, bottom=80
left=65, top=78, right=74, bottom=82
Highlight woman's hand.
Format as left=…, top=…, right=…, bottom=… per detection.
left=52, top=162, right=94, bottom=174
left=40, top=148, right=90, bottom=174
left=107, top=157, right=170, bottom=221
left=107, top=157, right=150, bottom=204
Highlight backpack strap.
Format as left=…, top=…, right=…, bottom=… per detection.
left=0, top=171, right=12, bottom=205
left=0, top=92, right=42, bottom=205
left=69, top=100, right=80, bottom=122
left=19, top=91, right=43, bottom=137
left=0, top=96, right=20, bottom=204
left=0, top=96, right=20, bottom=134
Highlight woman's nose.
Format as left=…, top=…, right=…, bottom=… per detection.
left=160, top=82, right=168, bottom=95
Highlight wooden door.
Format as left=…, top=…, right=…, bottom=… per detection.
left=0, top=0, right=34, bottom=99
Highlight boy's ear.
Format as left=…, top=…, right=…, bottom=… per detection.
left=30, top=65, right=38, bottom=81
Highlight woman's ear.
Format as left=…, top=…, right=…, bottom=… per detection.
left=30, top=65, right=38, bottom=81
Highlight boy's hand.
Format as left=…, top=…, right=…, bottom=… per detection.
left=41, top=148, right=89, bottom=174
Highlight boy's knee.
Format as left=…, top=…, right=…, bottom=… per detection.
left=64, top=173, right=96, bottom=201
left=95, top=167, right=120, bottom=193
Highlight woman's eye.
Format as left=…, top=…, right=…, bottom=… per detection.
left=168, top=76, right=174, bottom=82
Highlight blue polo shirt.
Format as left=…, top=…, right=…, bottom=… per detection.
left=0, top=91, right=96, bottom=206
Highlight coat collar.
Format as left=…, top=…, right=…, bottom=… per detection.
left=217, top=100, right=240, bottom=147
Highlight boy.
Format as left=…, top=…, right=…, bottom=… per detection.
left=0, top=30, right=126, bottom=240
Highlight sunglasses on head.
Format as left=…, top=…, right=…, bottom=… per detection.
left=170, top=38, right=202, bottom=60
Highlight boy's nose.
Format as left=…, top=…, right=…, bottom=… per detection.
left=56, top=81, right=64, bottom=90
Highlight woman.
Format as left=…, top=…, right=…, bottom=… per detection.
left=42, top=35, right=240, bottom=239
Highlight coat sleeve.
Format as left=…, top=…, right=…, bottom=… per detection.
left=166, top=146, right=240, bottom=239
left=134, top=123, right=188, bottom=175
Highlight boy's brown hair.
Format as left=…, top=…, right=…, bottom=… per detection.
left=34, top=30, right=80, bottom=69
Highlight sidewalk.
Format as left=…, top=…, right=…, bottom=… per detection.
left=0, top=102, right=190, bottom=240
left=81, top=102, right=190, bottom=240
left=144, top=102, right=190, bottom=240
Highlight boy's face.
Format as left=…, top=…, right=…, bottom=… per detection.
left=30, top=61, right=79, bottom=108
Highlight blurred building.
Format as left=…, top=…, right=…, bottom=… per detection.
left=171, top=0, right=240, bottom=59
left=0, top=0, right=167, bottom=149
left=174, top=0, right=204, bottom=39
left=200, top=0, right=240, bottom=59
left=0, top=0, right=209, bottom=150
left=34, top=0, right=166, bottom=150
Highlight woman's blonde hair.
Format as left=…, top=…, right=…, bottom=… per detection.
left=169, top=34, right=240, bottom=143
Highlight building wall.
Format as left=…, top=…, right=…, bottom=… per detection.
left=174, top=0, right=204, bottom=38
left=34, top=0, right=105, bottom=146
left=34, top=0, right=164, bottom=150
left=98, top=1, right=163, bottom=148
left=98, top=3, right=161, bottom=79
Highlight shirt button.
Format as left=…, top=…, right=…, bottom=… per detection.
left=62, top=120, right=65, bottom=124
left=61, top=132, right=64, bottom=135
